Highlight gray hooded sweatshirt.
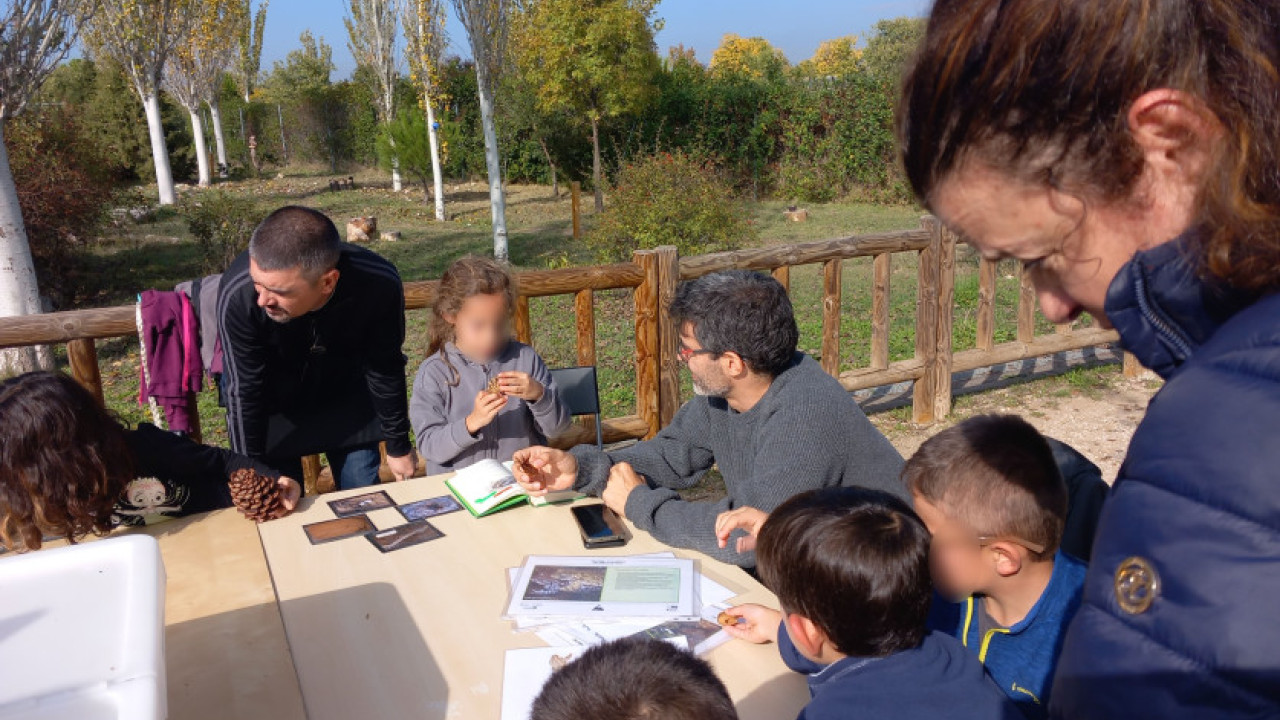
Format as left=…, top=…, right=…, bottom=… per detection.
left=411, top=341, right=569, bottom=475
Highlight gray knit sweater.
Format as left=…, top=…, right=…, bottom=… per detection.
left=570, top=353, right=905, bottom=567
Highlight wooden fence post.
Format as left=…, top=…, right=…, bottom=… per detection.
left=931, top=219, right=956, bottom=421
left=870, top=254, right=890, bottom=370
left=1017, top=263, right=1037, bottom=344
left=632, top=249, right=661, bottom=439
left=574, top=288, right=598, bottom=439
left=653, top=246, right=681, bottom=429
left=1123, top=351, right=1144, bottom=378
left=571, top=181, right=582, bottom=241
left=771, top=266, right=790, bottom=294
left=67, top=337, right=104, bottom=406
left=976, top=258, right=997, bottom=351
left=912, top=218, right=942, bottom=425
left=514, top=295, right=532, bottom=345
left=820, top=259, right=842, bottom=376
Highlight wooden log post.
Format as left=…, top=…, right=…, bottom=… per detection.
left=871, top=253, right=891, bottom=370
left=571, top=181, right=582, bottom=241
left=301, top=455, right=324, bottom=496
left=1123, top=351, right=1144, bottom=378
left=632, top=249, right=661, bottom=439
left=514, top=295, right=532, bottom=345
left=821, top=259, right=842, bottom=376
left=653, top=246, right=681, bottom=429
left=932, top=220, right=957, bottom=420
left=912, top=219, right=942, bottom=425
left=1017, top=263, right=1037, bottom=344
left=771, top=266, right=790, bottom=294
left=574, top=288, right=597, bottom=438
left=976, top=258, right=997, bottom=352
left=67, top=337, right=105, bottom=405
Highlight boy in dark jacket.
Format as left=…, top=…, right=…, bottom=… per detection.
left=905, top=415, right=1087, bottom=719
left=723, top=487, right=1017, bottom=720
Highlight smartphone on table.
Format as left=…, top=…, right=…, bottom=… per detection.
left=571, top=503, right=631, bottom=549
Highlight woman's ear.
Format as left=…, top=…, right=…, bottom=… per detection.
left=1127, top=89, right=1222, bottom=185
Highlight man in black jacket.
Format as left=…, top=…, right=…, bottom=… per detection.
left=217, top=206, right=417, bottom=489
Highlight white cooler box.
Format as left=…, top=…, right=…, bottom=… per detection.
left=0, top=534, right=167, bottom=720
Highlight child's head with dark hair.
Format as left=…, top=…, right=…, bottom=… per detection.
left=0, top=372, right=134, bottom=551
left=531, top=637, right=738, bottom=720
left=756, top=487, right=933, bottom=661
left=902, top=414, right=1067, bottom=600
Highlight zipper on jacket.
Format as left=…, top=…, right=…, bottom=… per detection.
left=1133, top=267, right=1195, bottom=361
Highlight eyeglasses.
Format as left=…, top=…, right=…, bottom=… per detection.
left=677, top=345, right=716, bottom=362
left=976, top=535, right=1047, bottom=555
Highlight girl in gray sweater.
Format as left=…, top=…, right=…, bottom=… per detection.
left=410, top=257, right=569, bottom=476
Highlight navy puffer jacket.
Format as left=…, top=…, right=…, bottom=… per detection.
left=1051, top=231, right=1280, bottom=717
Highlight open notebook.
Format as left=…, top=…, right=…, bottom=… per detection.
left=444, top=458, right=579, bottom=517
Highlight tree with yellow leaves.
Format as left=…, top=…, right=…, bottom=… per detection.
left=164, top=0, right=244, bottom=187
left=84, top=0, right=198, bottom=205
left=511, top=0, right=661, bottom=212
left=403, top=0, right=447, bottom=219
left=800, top=35, right=862, bottom=78
left=709, top=33, right=788, bottom=79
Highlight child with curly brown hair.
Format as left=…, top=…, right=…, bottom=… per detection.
left=0, top=371, right=300, bottom=552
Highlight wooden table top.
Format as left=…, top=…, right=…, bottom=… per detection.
left=258, top=474, right=809, bottom=720
left=24, top=509, right=308, bottom=720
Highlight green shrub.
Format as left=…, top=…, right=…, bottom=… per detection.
left=587, top=151, right=756, bottom=261
left=182, top=191, right=262, bottom=273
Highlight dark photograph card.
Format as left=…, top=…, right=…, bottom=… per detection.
left=328, top=490, right=395, bottom=518
left=365, top=520, right=445, bottom=553
left=397, top=496, right=464, bottom=522
left=304, top=515, right=376, bottom=545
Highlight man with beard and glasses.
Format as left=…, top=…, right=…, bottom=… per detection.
left=217, top=206, right=418, bottom=491
left=512, top=270, right=904, bottom=567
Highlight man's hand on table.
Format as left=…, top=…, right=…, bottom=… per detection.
left=386, top=450, right=419, bottom=482
left=512, top=446, right=577, bottom=496
left=721, top=603, right=782, bottom=644
left=715, top=506, right=770, bottom=554
left=602, top=462, right=646, bottom=518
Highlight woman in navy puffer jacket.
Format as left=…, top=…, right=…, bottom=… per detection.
left=895, top=0, right=1280, bottom=717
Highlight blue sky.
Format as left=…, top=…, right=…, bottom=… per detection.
left=260, top=0, right=930, bottom=80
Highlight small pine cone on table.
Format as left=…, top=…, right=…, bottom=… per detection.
left=229, top=468, right=282, bottom=522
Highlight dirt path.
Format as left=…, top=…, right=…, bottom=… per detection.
left=871, top=367, right=1162, bottom=483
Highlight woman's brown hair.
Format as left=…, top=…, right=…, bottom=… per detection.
left=0, top=372, right=135, bottom=551
left=898, top=0, right=1280, bottom=294
left=426, top=256, right=517, bottom=385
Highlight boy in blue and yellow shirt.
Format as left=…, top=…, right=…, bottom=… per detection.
left=905, top=414, right=1087, bottom=719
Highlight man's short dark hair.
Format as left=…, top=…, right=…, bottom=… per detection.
left=757, top=487, right=932, bottom=657
left=531, top=637, right=738, bottom=720
left=248, top=206, right=342, bottom=279
left=902, top=414, right=1067, bottom=557
left=669, top=270, right=799, bottom=377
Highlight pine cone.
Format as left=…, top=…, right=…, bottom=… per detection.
left=486, top=377, right=502, bottom=395
left=229, top=468, right=283, bottom=522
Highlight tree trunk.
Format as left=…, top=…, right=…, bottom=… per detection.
left=0, top=123, right=49, bottom=375
left=475, top=70, right=508, bottom=261
left=189, top=108, right=211, bottom=187
left=424, top=100, right=446, bottom=221
left=538, top=136, right=559, bottom=198
left=143, top=89, right=177, bottom=205
left=590, top=116, right=603, bottom=212
left=209, top=100, right=229, bottom=177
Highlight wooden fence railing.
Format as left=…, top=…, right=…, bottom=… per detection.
left=0, top=218, right=1134, bottom=487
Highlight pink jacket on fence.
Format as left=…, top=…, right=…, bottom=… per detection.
left=137, top=290, right=202, bottom=433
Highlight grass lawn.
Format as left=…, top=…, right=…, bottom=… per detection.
left=69, top=169, right=1096, bottom=450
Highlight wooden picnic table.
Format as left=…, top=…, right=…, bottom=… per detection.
left=257, top=473, right=810, bottom=720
